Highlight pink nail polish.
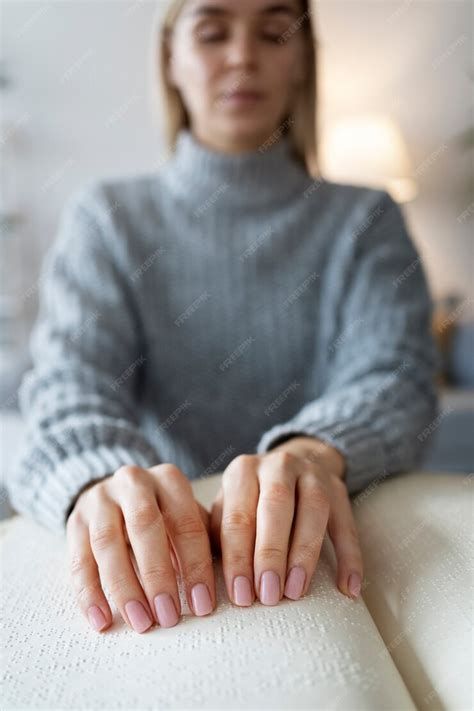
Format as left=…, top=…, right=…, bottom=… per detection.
left=284, top=566, right=306, bottom=600
left=348, top=572, right=361, bottom=598
left=191, top=583, right=213, bottom=616
left=260, top=570, right=281, bottom=605
left=87, top=605, right=107, bottom=631
left=233, top=576, right=253, bottom=606
left=154, top=593, right=179, bottom=628
left=125, top=600, right=153, bottom=633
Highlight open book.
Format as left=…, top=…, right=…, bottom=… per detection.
left=1, top=471, right=470, bottom=710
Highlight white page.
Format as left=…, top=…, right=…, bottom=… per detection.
left=353, top=470, right=473, bottom=711
left=1, top=474, right=416, bottom=710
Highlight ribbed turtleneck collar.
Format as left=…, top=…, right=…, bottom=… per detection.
left=159, top=128, right=313, bottom=210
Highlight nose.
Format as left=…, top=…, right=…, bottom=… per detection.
left=225, top=30, right=258, bottom=71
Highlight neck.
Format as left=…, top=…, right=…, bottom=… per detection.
left=160, top=127, right=314, bottom=211
left=191, top=126, right=285, bottom=156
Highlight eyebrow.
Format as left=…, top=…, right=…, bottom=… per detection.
left=188, top=3, right=299, bottom=19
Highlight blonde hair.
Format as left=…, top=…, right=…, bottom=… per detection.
left=149, top=0, right=319, bottom=176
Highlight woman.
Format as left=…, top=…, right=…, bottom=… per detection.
left=8, top=0, right=438, bottom=635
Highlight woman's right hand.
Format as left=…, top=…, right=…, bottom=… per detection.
left=66, top=463, right=216, bottom=634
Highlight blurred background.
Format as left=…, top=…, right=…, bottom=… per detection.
left=0, top=0, right=473, bottom=515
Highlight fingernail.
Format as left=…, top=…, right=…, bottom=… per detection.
left=87, top=605, right=107, bottom=632
left=154, top=593, right=179, bottom=628
left=233, top=576, right=253, bottom=606
left=191, top=583, right=213, bottom=616
left=125, top=600, right=153, bottom=633
left=260, top=570, right=281, bottom=605
left=348, top=572, right=361, bottom=598
left=284, top=566, right=306, bottom=600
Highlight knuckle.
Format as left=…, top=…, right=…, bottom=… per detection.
left=228, top=454, right=255, bottom=472
left=267, top=450, right=296, bottom=468
left=88, top=484, right=109, bottom=506
left=125, top=503, right=162, bottom=531
left=69, top=553, right=91, bottom=578
left=185, top=554, right=213, bottom=580
left=140, top=562, right=173, bottom=586
left=66, top=507, right=82, bottom=530
left=221, top=509, right=256, bottom=531
left=114, top=465, right=144, bottom=485
left=75, top=580, right=103, bottom=606
left=294, top=539, right=322, bottom=560
left=90, top=523, right=121, bottom=551
left=258, top=544, right=286, bottom=560
left=303, top=483, right=330, bottom=510
left=171, top=512, right=206, bottom=540
left=260, top=480, right=293, bottom=505
left=157, top=463, right=185, bottom=481
left=106, top=570, right=134, bottom=598
left=225, top=551, right=250, bottom=567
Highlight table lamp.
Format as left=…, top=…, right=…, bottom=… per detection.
left=320, top=114, right=418, bottom=203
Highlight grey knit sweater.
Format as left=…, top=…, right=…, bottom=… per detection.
left=8, top=128, right=439, bottom=535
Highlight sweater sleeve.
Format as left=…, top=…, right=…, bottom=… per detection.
left=7, top=183, right=161, bottom=535
left=255, top=190, right=440, bottom=495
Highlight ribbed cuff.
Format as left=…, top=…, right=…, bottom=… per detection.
left=7, top=442, right=160, bottom=536
left=256, top=420, right=386, bottom=496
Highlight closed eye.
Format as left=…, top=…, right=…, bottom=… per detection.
left=196, top=30, right=287, bottom=44
left=261, top=32, right=284, bottom=43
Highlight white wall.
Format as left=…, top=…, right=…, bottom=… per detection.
left=1, top=0, right=473, bottom=378
left=316, top=0, right=473, bottom=307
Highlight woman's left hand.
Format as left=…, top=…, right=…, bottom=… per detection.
left=210, top=436, right=364, bottom=607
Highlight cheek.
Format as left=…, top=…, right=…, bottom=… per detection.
left=175, top=47, right=221, bottom=93
left=263, top=46, right=306, bottom=96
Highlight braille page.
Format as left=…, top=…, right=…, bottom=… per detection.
left=1, top=474, right=416, bottom=711
left=353, top=471, right=473, bottom=711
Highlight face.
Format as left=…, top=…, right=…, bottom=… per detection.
left=166, top=0, right=310, bottom=153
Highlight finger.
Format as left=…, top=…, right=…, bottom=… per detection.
left=149, top=464, right=216, bottom=618
left=196, top=501, right=211, bottom=535
left=88, top=489, right=155, bottom=634
left=126, top=526, right=180, bottom=574
left=255, top=451, right=297, bottom=606
left=67, top=513, right=112, bottom=633
left=210, top=487, right=223, bottom=556
left=220, top=456, right=259, bottom=607
left=327, top=477, right=364, bottom=599
left=116, top=467, right=181, bottom=629
left=168, top=533, right=180, bottom=573
left=283, top=472, right=330, bottom=600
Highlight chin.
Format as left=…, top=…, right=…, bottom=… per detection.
left=218, top=117, right=280, bottom=145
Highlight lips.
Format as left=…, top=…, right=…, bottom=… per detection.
left=221, top=90, right=264, bottom=102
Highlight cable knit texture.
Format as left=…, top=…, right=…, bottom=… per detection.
left=7, top=128, right=439, bottom=535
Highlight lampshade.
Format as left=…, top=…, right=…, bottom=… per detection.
left=320, top=114, right=418, bottom=203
